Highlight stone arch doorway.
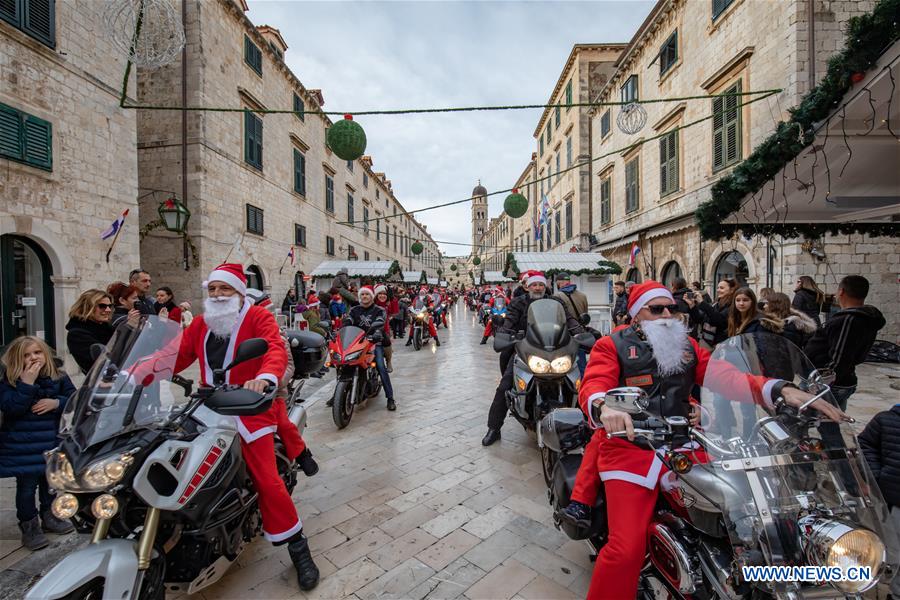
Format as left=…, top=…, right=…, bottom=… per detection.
left=0, top=234, right=56, bottom=348
left=626, top=267, right=642, bottom=283
left=660, top=261, right=682, bottom=288
left=246, top=264, right=265, bottom=291
left=713, top=250, right=749, bottom=287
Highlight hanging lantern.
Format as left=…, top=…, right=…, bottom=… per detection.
left=410, top=241, right=424, bottom=255
left=158, top=196, right=190, bottom=233
left=450, top=264, right=457, bottom=271
left=503, top=188, right=528, bottom=218
left=473, top=257, right=481, bottom=266
left=327, top=114, right=367, bottom=161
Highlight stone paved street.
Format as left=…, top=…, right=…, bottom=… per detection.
left=1, top=302, right=899, bottom=599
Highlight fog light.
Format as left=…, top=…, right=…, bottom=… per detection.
left=516, top=377, right=527, bottom=391
left=52, top=493, right=79, bottom=519
left=91, top=494, right=119, bottom=519
left=670, top=452, right=692, bottom=474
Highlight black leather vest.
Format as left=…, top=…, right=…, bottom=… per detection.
left=610, top=325, right=697, bottom=419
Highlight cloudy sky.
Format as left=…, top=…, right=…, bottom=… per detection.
left=247, top=0, right=653, bottom=257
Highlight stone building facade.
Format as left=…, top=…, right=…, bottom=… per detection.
left=136, top=0, right=440, bottom=309
left=0, top=0, right=139, bottom=352
left=588, top=0, right=898, bottom=338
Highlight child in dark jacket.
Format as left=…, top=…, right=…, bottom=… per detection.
left=0, top=336, right=76, bottom=550
left=858, top=405, right=900, bottom=598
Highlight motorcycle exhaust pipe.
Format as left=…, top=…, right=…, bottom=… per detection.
left=288, top=404, right=307, bottom=434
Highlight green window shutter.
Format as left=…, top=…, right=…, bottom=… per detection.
left=625, top=158, right=639, bottom=213
left=668, top=131, right=678, bottom=194
left=555, top=105, right=561, bottom=127
left=23, top=0, right=54, bottom=48
left=712, top=0, right=733, bottom=20
left=293, top=148, right=305, bottom=195
left=23, top=113, right=51, bottom=169
left=293, top=93, right=305, bottom=121
left=601, top=178, right=611, bottom=224
left=244, top=35, right=262, bottom=75
left=539, top=137, right=544, bottom=156
left=244, top=111, right=262, bottom=169
left=724, top=81, right=741, bottom=165
left=659, top=137, right=669, bottom=195
left=565, top=80, right=573, bottom=107
left=0, top=103, right=23, bottom=161
left=0, top=0, right=20, bottom=28
left=712, top=95, right=725, bottom=170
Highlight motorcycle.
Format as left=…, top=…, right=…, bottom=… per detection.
left=327, top=318, right=384, bottom=429
left=488, top=297, right=508, bottom=337
left=540, top=332, right=899, bottom=600
left=494, top=299, right=594, bottom=485
left=409, top=306, right=433, bottom=351
left=26, top=316, right=312, bottom=600
left=284, top=329, right=328, bottom=404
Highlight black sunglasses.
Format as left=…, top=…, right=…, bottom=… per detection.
left=644, top=304, right=679, bottom=315
left=96, top=303, right=114, bottom=310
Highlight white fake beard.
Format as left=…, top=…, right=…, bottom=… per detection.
left=204, top=295, right=242, bottom=339
left=641, top=318, right=691, bottom=376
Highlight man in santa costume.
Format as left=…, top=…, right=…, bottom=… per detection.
left=561, top=280, right=846, bottom=600
left=479, top=287, right=508, bottom=345
left=406, top=286, right=440, bottom=346
left=482, top=271, right=584, bottom=446
left=172, top=263, right=319, bottom=591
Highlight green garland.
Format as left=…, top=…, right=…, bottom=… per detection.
left=504, top=254, right=622, bottom=277
left=696, top=0, right=900, bottom=241
left=314, top=260, right=403, bottom=283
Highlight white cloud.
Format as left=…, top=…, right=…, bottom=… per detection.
left=246, top=0, right=653, bottom=256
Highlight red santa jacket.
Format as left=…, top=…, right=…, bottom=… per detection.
left=174, top=301, right=287, bottom=442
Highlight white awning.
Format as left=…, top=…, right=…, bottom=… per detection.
left=482, top=271, right=514, bottom=283
left=402, top=271, right=425, bottom=283
left=511, top=251, right=615, bottom=274
left=310, top=260, right=395, bottom=278
left=594, top=233, right=639, bottom=252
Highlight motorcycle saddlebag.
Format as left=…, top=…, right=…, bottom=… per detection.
left=552, top=454, right=608, bottom=542
left=285, top=330, right=327, bottom=376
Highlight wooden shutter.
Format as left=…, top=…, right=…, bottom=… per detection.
left=601, top=178, right=611, bottom=224
left=293, top=149, right=305, bottom=195
left=625, top=158, right=639, bottom=213
left=24, top=0, right=54, bottom=47
left=668, top=131, right=678, bottom=194
left=0, top=103, right=23, bottom=161
left=712, top=94, right=725, bottom=170
left=659, top=137, right=669, bottom=195
left=724, top=81, right=741, bottom=165
left=23, top=113, right=51, bottom=169
left=293, top=93, right=305, bottom=121
left=0, top=0, right=19, bottom=27
left=712, top=0, right=730, bottom=19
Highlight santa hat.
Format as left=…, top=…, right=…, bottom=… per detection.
left=374, top=284, right=387, bottom=296
left=358, top=285, right=375, bottom=300
left=627, top=280, right=674, bottom=318
left=525, top=271, right=548, bottom=287
left=419, top=286, right=428, bottom=294
left=204, top=263, right=247, bottom=296
left=306, top=294, right=320, bottom=308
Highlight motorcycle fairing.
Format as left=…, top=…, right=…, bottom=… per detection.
left=24, top=539, right=142, bottom=600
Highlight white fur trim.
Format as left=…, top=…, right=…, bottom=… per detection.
left=234, top=419, right=277, bottom=443
left=761, top=378, right=782, bottom=410
left=206, top=270, right=247, bottom=296
left=599, top=454, right=665, bottom=490
left=263, top=518, right=303, bottom=543
left=628, top=288, right=675, bottom=318
left=526, top=274, right=548, bottom=287
left=256, top=373, right=279, bottom=386
left=586, top=392, right=606, bottom=430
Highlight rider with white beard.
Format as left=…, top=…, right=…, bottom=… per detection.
left=560, top=280, right=845, bottom=600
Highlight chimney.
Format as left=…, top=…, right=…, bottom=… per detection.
left=308, top=89, right=325, bottom=107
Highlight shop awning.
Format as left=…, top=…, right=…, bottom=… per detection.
left=508, top=251, right=621, bottom=276
left=310, top=260, right=399, bottom=279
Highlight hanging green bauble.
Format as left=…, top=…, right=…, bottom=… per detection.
left=410, top=240, right=424, bottom=255
left=450, top=264, right=457, bottom=271
left=473, top=257, right=481, bottom=266
left=503, top=188, right=528, bottom=218
left=327, top=114, right=367, bottom=161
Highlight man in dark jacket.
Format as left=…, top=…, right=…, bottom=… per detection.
left=129, top=269, right=156, bottom=315
left=804, top=275, right=885, bottom=409
left=612, top=281, right=628, bottom=324
left=670, top=277, right=698, bottom=338
left=342, top=286, right=395, bottom=411
left=482, top=272, right=584, bottom=446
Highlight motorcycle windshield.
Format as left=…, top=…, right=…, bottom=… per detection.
left=337, top=325, right=365, bottom=350
left=494, top=298, right=506, bottom=310
left=60, top=316, right=187, bottom=450
left=525, top=299, right=568, bottom=349
left=686, top=333, right=898, bottom=576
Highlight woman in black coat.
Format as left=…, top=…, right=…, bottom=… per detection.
left=792, top=276, right=824, bottom=328
left=65, top=289, right=115, bottom=374
left=687, top=279, right=736, bottom=347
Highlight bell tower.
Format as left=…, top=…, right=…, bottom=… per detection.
left=471, top=180, right=488, bottom=253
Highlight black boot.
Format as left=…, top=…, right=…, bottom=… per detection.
left=18, top=517, right=49, bottom=551
left=41, top=510, right=75, bottom=534
left=326, top=397, right=334, bottom=407
left=288, top=532, right=319, bottom=591
left=481, top=428, right=501, bottom=446
left=296, top=448, right=319, bottom=477
left=480, top=336, right=488, bottom=345
left=558, top=500, right=592, bottom=529
left=405, top=337, right=413, bottom=347
left=387, top=398, right=396, bottom=411
left=434, top=336, right=441, bottom=347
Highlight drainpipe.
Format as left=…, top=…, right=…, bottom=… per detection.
left=181, top=0, right=189, bottom=271
left=586, top=102, right=593, bottom=250
left=808, top=0, right=816, bottom=90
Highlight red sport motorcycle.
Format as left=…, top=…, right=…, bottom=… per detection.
left=327, top=319, right=384, bottom=429
left=540, top=333, right=898, bottom=600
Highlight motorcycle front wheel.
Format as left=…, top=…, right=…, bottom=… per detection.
left=332, top=379, right=354, bottom=429
left=414, top=328, right=422, bottom=351
left=541, top=445, right=559, bottom=488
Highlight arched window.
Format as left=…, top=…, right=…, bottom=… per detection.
left=626, top=267, right=642, bottom=283
left=245, top=265, right=264, bottom=291
left=294, top=271, right=306, bottom=297
left=660, top=261, right=682, bottom=289
left=1, top=235, right=55, bottom=347
left=714, top=251, right=748, bottom=287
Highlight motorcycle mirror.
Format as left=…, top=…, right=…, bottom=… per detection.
left=226, top=338, right=269, bottom=371
left=574, top=332, right=595, bottom=351
left=90, top=343, right=106, bottom=362
left=808, top=368, right=836, bottom=387
left=493, top=333, right=516, bottom=352
left=604, top=386, right=650, bottom=415
left=580, top=313, right=591, bottom=326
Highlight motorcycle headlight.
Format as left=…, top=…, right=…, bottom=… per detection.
left=52, top=493, right=79, bottom=519
left=527, top=356, right=551, bottom=374
left=344, top=351, right=362, bottom=361
left=46, top=451, right=77, bottom=491
left=91, top=494, right=119, bottom=519
left=550, top=356, right=573, bottom=373
left=416, top=314, right=425, bottom=321
left=80, top=454, right=135, bottom=492
left=802, top=518, right=885, bottom=593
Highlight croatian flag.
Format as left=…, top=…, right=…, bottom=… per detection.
left=539, top=193, right=550, bottom=229
left=287, top=245, right=295, bottom=265
left=629, top=242, right=642, bottom=266
left=101, top=209, right=129, bottom=240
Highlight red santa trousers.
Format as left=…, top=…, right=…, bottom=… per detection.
left=570, top=432, right=602, bottom=505
left=273, top=397, right=305, bottom=460
left=241, top=426, right=303, bottom=544
left=482, top=320, right=493, bottom=338
left=408, top=319, right=438, bottom=338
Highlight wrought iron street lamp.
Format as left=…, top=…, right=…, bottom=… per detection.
left=158, top=197, right=190, bottom=233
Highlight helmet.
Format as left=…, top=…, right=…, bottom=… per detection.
left=245, top=288, right=271, bottom=307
